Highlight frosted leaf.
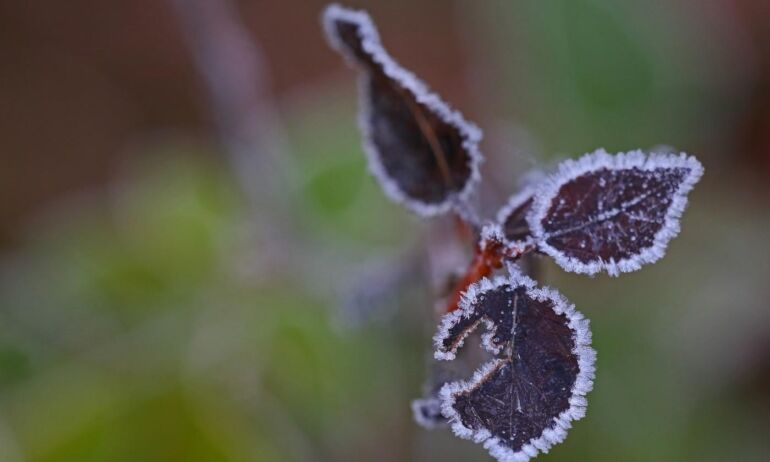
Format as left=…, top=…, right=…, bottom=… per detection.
left=413, top=354, right=485, bottom=430
left=496, top=187, right=535, bottom=245
left=321, top=4, right=483, bottom=216
left=434, top=276, right=519, bottom=360
left=411, top=397, right=447, bottom=429
left=528, top=149, right=704, bottom=276
left=438, top=274, right=595, bottom=462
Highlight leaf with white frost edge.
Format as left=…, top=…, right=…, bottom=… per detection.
left=527, top=149, right=704, bottom=276
left=496, top=185, right=535, bottom=246
left=321, top=4, right=483, bottom=217
left=411, top=397, right=447, bottom=429
left=433, top=274, right=515, bottom=361
left=437, top=274, right=596, bottom=462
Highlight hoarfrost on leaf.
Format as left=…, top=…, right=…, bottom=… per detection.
left=411, top=396, right=447, bottom=429
left=437, top=274, right=595, bottom=462
left=495, top=186, right=535, bottom=246
left=322, top=4, right=483, bottom=217
left=527, top=149, right=704, bottom=276
left=434, top=275, right=531, bottom=360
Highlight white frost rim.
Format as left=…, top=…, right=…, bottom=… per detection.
left=411, top=397, right=446, bottom=430
left=526, top=148, right=704, bottom=276
left=496, top=185, right=534, bottom=225
left=438, top=273, right=596, bottom=462
left=321, top=4, right=483, bottom=217
left=477, top=222, right=535, bottom=276
left=433, top=260, right=533, bottom=361
left=433, top=272, right=511, bottom=361
left=494, top=185, right=536, bottom=250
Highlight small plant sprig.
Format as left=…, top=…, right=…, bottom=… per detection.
left=322, top=5, right=703, bottom=462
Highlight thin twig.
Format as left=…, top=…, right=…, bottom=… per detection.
left=170, top=0, right=292, bottom=213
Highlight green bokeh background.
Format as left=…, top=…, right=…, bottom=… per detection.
left=1, top=1, right=768, bottom=461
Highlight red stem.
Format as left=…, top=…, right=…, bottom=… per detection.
left=446, top=242, right=502, bottom=313
left=445, top=240, right=533, bottom=313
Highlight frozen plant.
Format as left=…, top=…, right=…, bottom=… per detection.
left=321, top=4, right=704, bottom=462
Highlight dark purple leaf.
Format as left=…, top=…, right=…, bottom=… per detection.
left=436, top=274, right=595, bottom=462
left=528, top=149, right=704, bottom=276
left=496, top=187, right=535, bottom=245
left=433, top=276, right=518, bottom=360
left=413, top=351, right=494, bottom=430
left=322, top=5, right=482, bottom=216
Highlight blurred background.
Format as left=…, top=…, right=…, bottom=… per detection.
left=1, top=0, right=769, bottom=461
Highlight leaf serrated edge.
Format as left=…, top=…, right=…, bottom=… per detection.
left=527, top=148, right=704, bottom=276
left=321, top=4, right=483, bottom=217
left=438, top=273, right=596, bottom=462
left=411, top=397, right=446, bottom=430
left=433, top=274, right=517, bottom=360
left=494, top=184, right=536, bottom=248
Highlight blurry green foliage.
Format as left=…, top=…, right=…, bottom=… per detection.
left=0, top=2, right=769, bottom=462
left=287, top=95, right=414, bottom=250
left=485, top=0, right=729, bottom=156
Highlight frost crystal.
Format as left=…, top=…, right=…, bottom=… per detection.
left=322, top=4, right=483, bottom=216
left=434, top=276, right=523, bottom=360
left=496, top=186, right=535, bottom=246
left=527, top=149, right=704, bottom=276
left=411, top=397, right=447, bottom=429
left=437, top=274, right=595, bottom=462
